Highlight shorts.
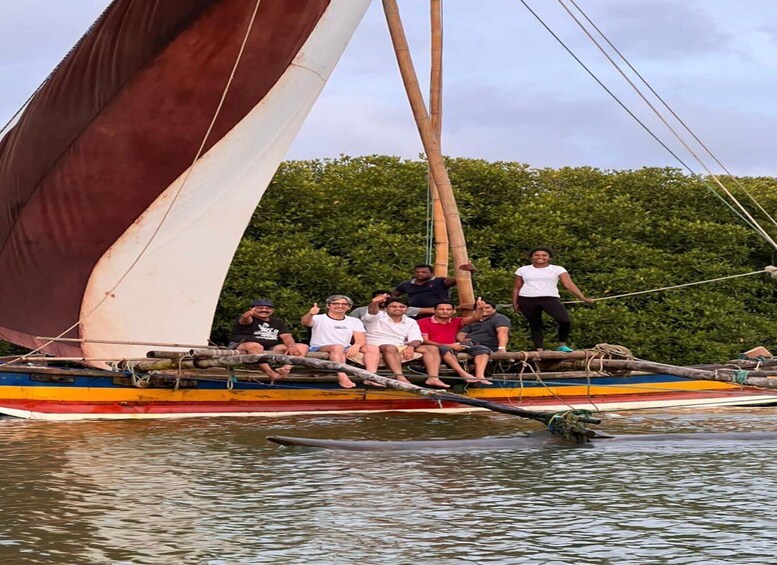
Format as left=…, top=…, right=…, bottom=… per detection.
left=309, top=345, right=351, bottom=353
left=461, top=342, right=494, bottom=356
left=438, top=341, right=493, bottom=357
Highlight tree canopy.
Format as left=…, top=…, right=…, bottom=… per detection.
left=3, top=156, right=774, bottom=364
left=212, top=156, right=777, bottom=365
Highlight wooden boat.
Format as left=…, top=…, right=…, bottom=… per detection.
left=1, top=0, right=776, bottom=421
left=2, top=349, right=777, bottom=420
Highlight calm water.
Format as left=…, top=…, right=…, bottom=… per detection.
left=2, top=409, right=777, bottom=564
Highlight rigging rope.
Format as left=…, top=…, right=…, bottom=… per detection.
left=564, top=0, right=777, bottom=232
left=564, top=267, right=776, bottom=304
left=517, top=0, right=769, bottom=239
left=555, top=0, right=777, bottom=250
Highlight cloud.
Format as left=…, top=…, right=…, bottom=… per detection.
left=584, top=0, right=733, bottom=60
left=3, top=0, right=776, bottom=176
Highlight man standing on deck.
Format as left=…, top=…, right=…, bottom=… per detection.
left=392, top=263, right=476, bottom=310
left=456, top=301, right=511, bottom=383
left=418, top=299, right=492, bottom=385
left=361, top=295, right=449, bottom=388
left=301, top=295, right=366, bottom=389
left=230, top=299, right=309, bottom=381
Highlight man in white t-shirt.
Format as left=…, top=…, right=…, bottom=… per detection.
left=301, top=295, right=366, bottom=389
left=361, top=295, right=448, bottom=388
left=512, top=246, right=593, bottom=351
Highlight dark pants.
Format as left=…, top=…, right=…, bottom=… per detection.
left=517, top=296, right=570, bottom=349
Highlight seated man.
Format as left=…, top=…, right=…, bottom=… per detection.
left=417, top=299, right=492, bottom=385
left=301, top=295, right=366, bottom=389
left=361, top=295, right=449, bottom=388
left=457, top=300, right=512, bottom=382
left=349, top=290, right=433, bottom=320
left=230, top=299, right=309, bottom=381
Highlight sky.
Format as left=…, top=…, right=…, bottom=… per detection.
left=1, top=1, right=777, bottom=175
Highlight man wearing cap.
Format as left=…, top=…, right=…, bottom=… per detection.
left=230, top=299, right=309, bottom=380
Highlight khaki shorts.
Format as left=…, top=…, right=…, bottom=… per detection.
left=350, top=345, right=423, bottom=366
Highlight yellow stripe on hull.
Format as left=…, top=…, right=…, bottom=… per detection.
left=0, top=379, right=742, bottom=403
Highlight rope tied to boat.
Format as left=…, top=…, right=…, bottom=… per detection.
left=592, top=343, right=635, bottom=359
left=121, top=359, right=152, bottom=388
left=584, top=343, right=635, bottom=377
left=546, top=410, right=595, bottom=442
left=733, top=370, right=751, bottom=385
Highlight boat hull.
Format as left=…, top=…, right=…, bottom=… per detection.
left=2, top=366, right=776, bottom=420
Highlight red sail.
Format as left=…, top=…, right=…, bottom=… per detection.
left=0, top=0, right=369, bottom=359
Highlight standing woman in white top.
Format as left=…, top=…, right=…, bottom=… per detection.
left=512, top=246, right=593, bottom=352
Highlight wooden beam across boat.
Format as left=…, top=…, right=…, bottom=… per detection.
left=116, top=353, right=600, bottom=442
left=119, top=350, right=777, bottom=391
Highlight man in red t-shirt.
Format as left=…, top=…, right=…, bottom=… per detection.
left=417, top=299, right=491, bottom=385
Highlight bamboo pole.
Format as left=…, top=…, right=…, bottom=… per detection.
left=382, top=0, right=474, bottom=305
left=37, top=336, right=213, bottom=349
left=429, top=0, right=449, bottom=276
left=536, top=358, right=777, bottom=388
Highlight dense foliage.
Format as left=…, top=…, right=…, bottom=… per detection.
left=212, top=156, right=777, bottom=365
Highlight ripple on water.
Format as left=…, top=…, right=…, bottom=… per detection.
left=2, top=409, right=777, bottom=563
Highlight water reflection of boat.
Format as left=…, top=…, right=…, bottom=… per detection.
left=1, top=1, right=776, bottom=420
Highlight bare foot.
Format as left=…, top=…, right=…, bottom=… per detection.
left=394, top=375, right=411, bottom=384
left=337, top=375, right=357, bottom=389
left=277, top=365, right=292, bottom=377
left=424, top=377, right=450, bottom=388
left=364, top=379, right=386, bottom=388
left=461, top=374, right=479, bottom=383
left=475, top=377, right=493, bottom=385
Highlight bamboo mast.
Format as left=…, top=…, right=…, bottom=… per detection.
left=429, top=0, right=449, bottom=277
left=382, top=0, right=474, bottom=304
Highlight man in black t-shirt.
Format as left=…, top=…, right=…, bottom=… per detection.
left=229, top=299, right=309, bottom=380
left=392, top=263, right=476, bottom=309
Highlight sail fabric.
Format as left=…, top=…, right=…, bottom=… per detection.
left=0, top=0, right=370, bottom=360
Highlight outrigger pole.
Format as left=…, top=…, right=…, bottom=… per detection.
left=382, top=0, right=474, bottom=305
left=119, top=353, right=600, bottom=443
left=429, top=0, right=449, bottom=277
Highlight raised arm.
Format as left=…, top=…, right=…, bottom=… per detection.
left=460, top=297, right=486, bottom=325
left=367, top=293, right=388, bottom=315
left=300, top=303, right=319, bottom=327
left=443, top=262, right=476, bottom=287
